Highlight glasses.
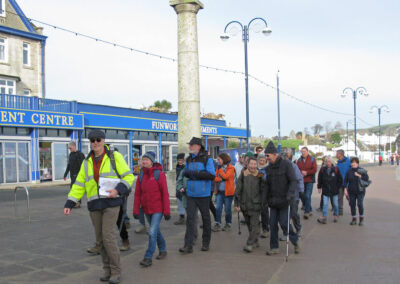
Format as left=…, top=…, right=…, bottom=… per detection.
left=266, top=154, right=271, bottom=158
left=90, top=138, right=102, bottom=143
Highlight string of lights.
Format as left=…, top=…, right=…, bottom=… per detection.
left=4, top=9, right=374, bottom=126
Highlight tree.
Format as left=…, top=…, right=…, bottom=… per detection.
left=295, top=131, right=302, bottom=139
left=151, top=100, right=172, bottom=112
left=311, top=124, right=323, bottom=136
left=330, top=132, right=342, bottom=144
left=324, top=121, right=332, bottom=134
left=334, top=121, right=343, bottom=131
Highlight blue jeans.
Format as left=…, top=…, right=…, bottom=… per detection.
left=177, top=198, right=186, bottom=216
left=144, top=213, right=166, bottom=259
left=304, top=183, right=314, bottom=213
left=139, top=207, right=145, bottom=226
left=215, top=193, right=233, bottom=225
left=322, top=195, right=339, bottom=217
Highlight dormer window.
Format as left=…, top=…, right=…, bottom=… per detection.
left=0, top=0, right=5, bottom=17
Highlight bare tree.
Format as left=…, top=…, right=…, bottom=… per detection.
left=334, top=121, right=343, bottom=131
left=311, top=124, right=323, bottom=136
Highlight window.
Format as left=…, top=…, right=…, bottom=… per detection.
left=0, top=78, right=15, bottom=94
left=23, top=42, right=30, bottom=66
left=23, top=90, right=31, bottom=96
left=0, top=37, right=7, bottom=62
left=0, top=0, right=5, bottom=17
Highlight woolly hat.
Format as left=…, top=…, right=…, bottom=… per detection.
left=264, top=141, right=277, bottom=154
left=88, top=130, right=105, bottom=140
left=258, top=152, right=266, bottom=159
left=177, top=153, right=185, bottom=160
left=245, top=151, right=254, bottom=157
left=142, top=151, right=156, bottom=163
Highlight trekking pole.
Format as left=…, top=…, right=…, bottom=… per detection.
left=238, top=211, right=241, bottom=235
left=286, top=205, right=291, bottom=262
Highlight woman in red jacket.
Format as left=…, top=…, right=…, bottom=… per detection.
left=212, top=153, right=236, bottom=232
left=133, top=152, right=170, bottom=268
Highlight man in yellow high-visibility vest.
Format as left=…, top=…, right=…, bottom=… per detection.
left=64, top=130, right=134, bottom=284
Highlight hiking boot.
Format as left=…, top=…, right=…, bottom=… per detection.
left=174, top=217, right=185, bottom=225
left=359, top=217, right=364, bottom=226
left=120, top=239, right=130, bottom=251
left=100, top=274, right=110, bottom=282
left=156, top=251, right=167, bottom=260
left=294, top=239, right=302, bottom=254
left=243, top=245, right=253, bottom=253
left=266, top=248, right=280, bottom=255
left=333, top=216, right=338, bottom=223
left=222, top=224, right=232, bottom=231
left=303, top=213, right=309, bottom=220
left=350, top=218, right=357, bottom=226
left=317, top=217, right=327, bottom=224
left=135, top=225, right=146, bottom=234
left=140, top=258, right=152, bottom=267
left=109, top=276, right=121, bottom=284
left=87, top=244, right=100, bottom=255
left=260, top=230, right=270, bottom=239
left=179, top=247, right=193, bottom=254
left=201, top=245, right=210, bottom=251
left=74, top=201, right=81, bottom=208
left=212, top=223, right=221, bottom=232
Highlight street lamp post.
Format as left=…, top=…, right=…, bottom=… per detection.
left=341, top=87, right=368, bottom=156
left=221, top=18, right=271, bottom=152
left=370, top=105, right=390, bottom=163
left=346, top=119, right=353, bottom=154
left=276, top=71, right=282, bottom=153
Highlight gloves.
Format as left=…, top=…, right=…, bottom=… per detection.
left=164, top=215, right=171, bottom=221
left=184, top=170, right=194, bottom=178
left=133, top=214, right=139, bottom=220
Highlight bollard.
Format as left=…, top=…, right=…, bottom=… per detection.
left=14, top=186, right=30, bottom=223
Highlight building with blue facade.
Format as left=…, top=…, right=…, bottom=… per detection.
left=0, top=94, right=247, bottom=184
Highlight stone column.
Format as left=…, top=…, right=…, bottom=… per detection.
left=170, top=0, right=204, bottom=154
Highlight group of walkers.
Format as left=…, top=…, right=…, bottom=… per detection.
left=62, top=131, right=371, bottom=284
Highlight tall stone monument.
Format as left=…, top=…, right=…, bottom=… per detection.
left=170, top=0, right=204, bottom=153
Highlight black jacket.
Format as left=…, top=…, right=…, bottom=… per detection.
left=176, top=164, right=185, bottom=181
left=64, top=151, right=85, bottom=179
left=264, top=157, right=297, bottom=209
left=317, top=166, right=343, bottom=196
left=344, top=167, right=369, bottom=194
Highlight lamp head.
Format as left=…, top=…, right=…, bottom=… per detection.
left=262, top=27, right=272, bottom=36
left=220, top=33, right=230, bottom=41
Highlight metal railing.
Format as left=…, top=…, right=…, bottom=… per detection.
left=14, top=186, right=30, bottom=223
left=0, top=94, right=74, bottom=113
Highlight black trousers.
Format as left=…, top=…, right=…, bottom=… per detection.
left=261, top=206, right=270, bottom=231
left=185, top=196, right=211, bottom=248
left=116, top=203, right=128, bottom=241
left=209, top=191, right=217, bottom=221
left=270, top=207, right=298, bottom=249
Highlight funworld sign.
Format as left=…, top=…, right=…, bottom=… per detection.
left=0, top=108, right=84, bottom=130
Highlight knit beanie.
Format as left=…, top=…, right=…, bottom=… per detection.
left=264, top=141, right=278, bottom=154
left=142, top=151, right=156, bottom=163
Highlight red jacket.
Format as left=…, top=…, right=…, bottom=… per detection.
left=296, top=155, right=317, bottom=183
left=133, top=163, right=170, bottom=216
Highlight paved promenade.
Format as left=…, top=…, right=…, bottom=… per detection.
left=0, top=165, right=399, bottom=284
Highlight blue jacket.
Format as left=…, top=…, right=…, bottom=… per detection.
left=291, top=162, right=305, bottom=200
left=337, top=157, right=351, bottom=186
left=185, top=149, right=216, bottom=198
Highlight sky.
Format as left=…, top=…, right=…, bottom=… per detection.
left=18, top=0, right=400, bottom=137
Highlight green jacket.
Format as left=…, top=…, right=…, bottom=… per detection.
left=176, top=168, right=189, bottom=208
left=64, top=145, right=134, bottom=211
left=234, top=169, right=265, bottom=212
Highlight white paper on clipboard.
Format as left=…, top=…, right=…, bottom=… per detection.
left=99, top=177, right=121, bottom=197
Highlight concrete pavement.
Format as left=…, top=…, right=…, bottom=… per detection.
left=0, top=165, right=399, bottom=284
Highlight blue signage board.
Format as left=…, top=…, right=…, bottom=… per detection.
left=82, top=112, right=248, bottom=138
left=0, top=107, right=84, bottom=130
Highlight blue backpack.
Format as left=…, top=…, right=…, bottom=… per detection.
left=139, top=169, right=160, bottom=184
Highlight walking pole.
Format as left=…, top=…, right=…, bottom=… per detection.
left=238, top=211, right=242, bottom=235
left=286, top=205, right=291, bottom=262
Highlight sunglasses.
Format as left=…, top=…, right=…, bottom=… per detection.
left=90, top=138, right=102, bottom=143
left=266, top=154, right=271, bottom=158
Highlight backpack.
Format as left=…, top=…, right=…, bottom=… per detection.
left=139, top=169, right=160, bottom=184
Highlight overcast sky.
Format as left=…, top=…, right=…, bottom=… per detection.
left=19, top=0, right=400, bottom=136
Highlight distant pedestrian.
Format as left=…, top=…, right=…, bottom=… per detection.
left=63, top=141, right=85, bottom=208
left=179, top=137, right=215, bottom=254
left=264, top=141, right=300, bottom=256
left=64, top=130, right=134, bottom=284
left=281, top=149, right=304, bottom=236
left=336, top=150, right=351, bottom=216
left=254, top=146, right=264, bottom=158
left=379, top=155, right=383, bottom=166
left=257, top=153, right=270, bottom=238
left=133, top=152, right=170, bottom=267
left=396, top=154, right=400, bottom=166
left=234, top=153, right=246, bottom=184
left=174, top=153, right=186, bottom=225
left=317, top=156, right=342, bottom=224
left=235, top=157, right=265, bottom=253
left=390, top=155, right=394, bottom=165
left=344, top=157, right=370, bottom=226
left=213, top=153, right=235, bottom=232
left=296, top=147, right=317, bottom=219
